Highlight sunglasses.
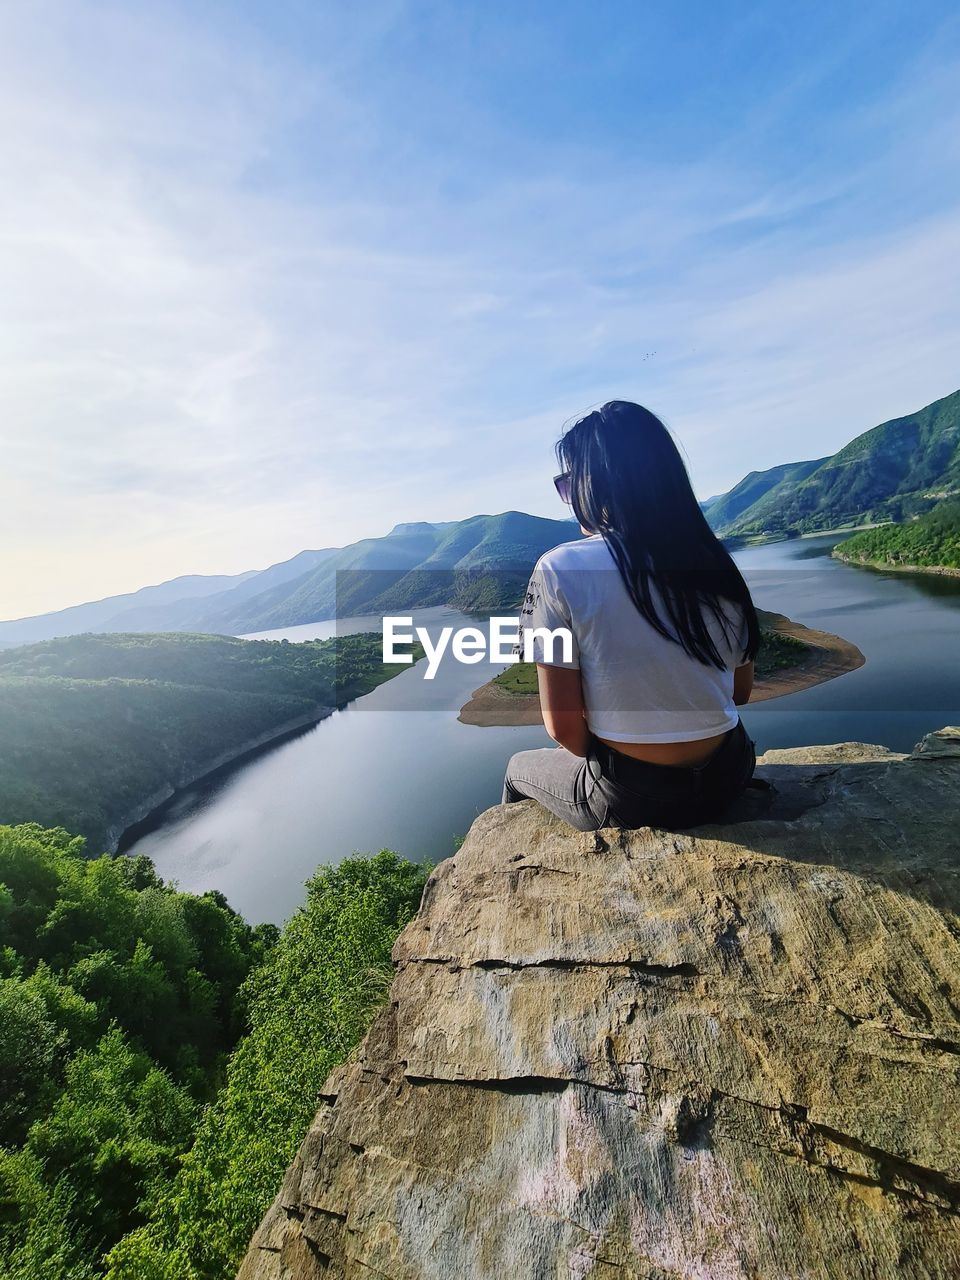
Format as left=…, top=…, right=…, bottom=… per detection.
left=553, top=471, right=572, bottom=504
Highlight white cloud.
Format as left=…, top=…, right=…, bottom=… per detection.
left=1, top=3, right=959, bottom=617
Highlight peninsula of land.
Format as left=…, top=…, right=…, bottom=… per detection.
left=458, top=609, right=865, bottom=727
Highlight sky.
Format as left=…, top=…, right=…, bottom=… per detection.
left=2, top=0, right=960, bottom=620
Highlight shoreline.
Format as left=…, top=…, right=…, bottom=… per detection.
left=458, top=613, right=865, bottom=728
left=724, top=522, right=888, bottom=548
left=110, top=645, right=424, bottom=856
left=798, top=520, right=889, bottom=539
left=744, top=612, right=865, bottom=701
left=833, top=551, right=960, bottom=579
left=110, top=706, right=334, bottom=854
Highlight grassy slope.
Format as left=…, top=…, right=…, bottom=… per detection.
left=0, top=632, right=418, bottom=850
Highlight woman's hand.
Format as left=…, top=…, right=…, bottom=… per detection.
left=536, top=663, right=590, bottom=757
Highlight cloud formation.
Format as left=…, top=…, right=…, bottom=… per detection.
left=2, top=1, right=959, bottom=617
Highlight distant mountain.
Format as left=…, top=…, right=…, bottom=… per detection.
left=189, top=511, right=581, bottom=634
left=2, top=514, right=578, bottom=643
left=0, top=548, right=338, bottom=647
left=706, top=389, right=960, bottom=538
left=94, top=547, right=340, bottom=634
left=0, top=570, right=258, bottom=645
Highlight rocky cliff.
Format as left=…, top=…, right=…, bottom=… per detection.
left=238, top=729, right=960, bottom=1280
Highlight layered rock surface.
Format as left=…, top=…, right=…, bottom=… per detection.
left=239, top=731, right=960, bottom=1279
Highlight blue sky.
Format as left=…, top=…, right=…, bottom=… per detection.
left=3, top=0, right=960, bottom=617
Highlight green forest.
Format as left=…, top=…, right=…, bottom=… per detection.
left=0, top=632, right=419, bottom=851
left=835, top=501, right=960, bottom=571
left=0, top=821, right=429, bottom=1279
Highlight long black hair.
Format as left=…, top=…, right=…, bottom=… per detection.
left=558, top=401, right=760, bottom=669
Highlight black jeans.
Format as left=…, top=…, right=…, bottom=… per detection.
left=501, top=719, right=757, bottom=833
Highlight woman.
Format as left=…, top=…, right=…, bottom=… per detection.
left=502, top=400, right=759, bottom=832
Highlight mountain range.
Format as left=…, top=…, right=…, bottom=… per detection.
left=4, top=388, right=958, bottom=645
left=0, top=513, right=579, bottom=645
left=702, top=388, right=960, bottom=538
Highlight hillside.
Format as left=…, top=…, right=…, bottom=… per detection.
left=701, top=457, right=827, bottom=529
left=0, top=822, right=428, bottom=1280
left=0, top=514, right=578, bottom=644
left=707, top=388, right=960, bottom=538
left=834, top=501, right=960, bottom=572
left=0, top=632, right=417, bottom=850
left=239, top=729, right=960, bottom=1280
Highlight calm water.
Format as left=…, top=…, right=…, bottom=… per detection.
left=130, top=535, right=960, bottom=922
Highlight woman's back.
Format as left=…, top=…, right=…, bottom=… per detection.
left=521, top=534, right=749, bottom=745
left=502, top=398, right=758, bottom=831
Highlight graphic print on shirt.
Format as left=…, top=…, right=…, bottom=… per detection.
left=515, top=573, right=542, bottom=659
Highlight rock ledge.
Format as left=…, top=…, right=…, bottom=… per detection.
left=239, top=731, right=960, bottom=1280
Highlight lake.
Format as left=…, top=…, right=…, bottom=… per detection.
left=128, top=535, right=960, bottom=923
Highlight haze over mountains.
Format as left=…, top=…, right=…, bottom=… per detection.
left=4, top=389, right=958, bottom=646
left=0, top=513, right=578, bottom=645
left=0, top=549, right=339, bottom=645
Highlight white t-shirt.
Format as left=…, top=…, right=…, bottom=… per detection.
left=517, top=535, right=750, bottom=744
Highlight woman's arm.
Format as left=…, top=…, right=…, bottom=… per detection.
left=734, top=660, right=754, bottom=706
left=536, top=663, right=590, bottom=757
